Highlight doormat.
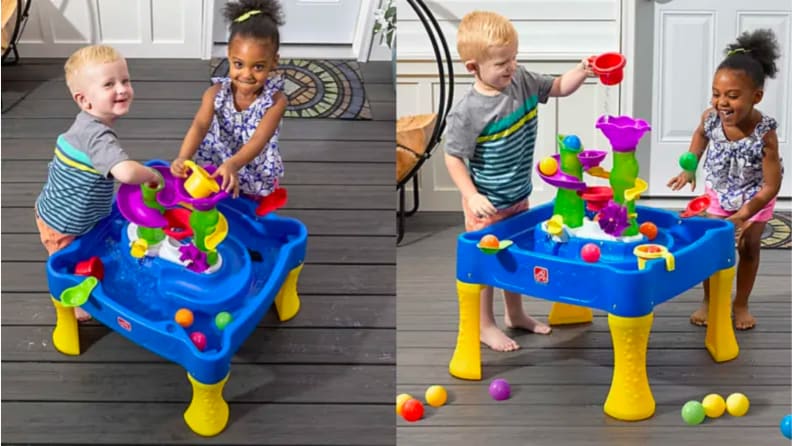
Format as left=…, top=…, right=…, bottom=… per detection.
left=211, top=58, right=372, bottom=120
left=761, top=212, right=791, bottom=249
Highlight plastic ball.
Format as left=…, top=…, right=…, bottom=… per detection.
left=639, top=222, right=658, bottom=241
left=679, top=152, right=698, bottom=172
left=401, top=398, right=424, bottom=422
left=581, top=243, right=601, bottom=263
left=489, top=378, right=511, bottom=401
left=701, top=393, right=726, bottom=418
left=681, top=400, right=706, bottom=425
left=215, top=311, right=232, bottom=330
left=726, top=392, right=750, bottom=416
left=396, top=393, right=413, bottom=415
left=563, top=135, right=582, bottom=150
left=425, top=385, right=448, bottom=408
left=780, top=414, right=792, bottom=440
left=175, top=308, right=194, bottom=327
left=539, top=157, right=558, bottom=176
left=480, top=234, right=500, bottom=248
left=190, top=331, right=207, bottom=351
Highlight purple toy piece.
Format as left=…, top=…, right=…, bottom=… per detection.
left=595, top=115, right=651, bottom=152
left=535, top=154, right=587, bottom=191
left=117, top=164, right=230, bottom=227
left=598, top=200, right=629, bottom=236
left=577, top=150, right=608, bottom=170
left=489, top=378, right=511, bottom=401
left=179, top=245, right=210, bottom=273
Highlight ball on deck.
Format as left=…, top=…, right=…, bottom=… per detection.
left=639, top=222, right=658, bottom=241
left=681, top=400, right=706, bottom=425
left=215, top=311, right=232, bottom=330
left=581, top=243, right=601, bottom=263
left=489, top=378, right=511, bottom=401
left=679, top=152, right=698, bottom=172
left=401, top=398, right=424, bottom=422
left=190, top=331, right=207, bottom=351
left=701, top=393, right=726, bottom=418
left=539, top=157, right=558, bottom=176
left=780, top=414, right=792, bottom=439
left=396, top=393, right=413, bottom=415
left=425, top=385, right=448, bottom=407
left=726, top=393, right=750, bottom=417
left=175, top=308, right=194, bottom=327
left=480, top=234, right=500, bottom=248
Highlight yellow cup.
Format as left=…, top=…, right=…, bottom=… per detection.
left=183, top=160, right=220, bottom=199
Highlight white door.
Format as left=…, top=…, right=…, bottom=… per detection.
left=17, top=0, right=204, bottom=58
left=649, top=0, right=791, bottom=198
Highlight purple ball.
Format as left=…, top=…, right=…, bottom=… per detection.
left=489, top=378, right=511, bottom=401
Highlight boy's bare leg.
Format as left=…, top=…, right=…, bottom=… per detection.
left=74, top=307, right=92, bottom=322
left=733, top=222, right=765, bottom=330
left=503, top=290, right=551, bottom=335
left=480, top=286, right=519, bottom=352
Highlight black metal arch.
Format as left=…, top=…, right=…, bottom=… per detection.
left=397, top=0, right=454, bottom=243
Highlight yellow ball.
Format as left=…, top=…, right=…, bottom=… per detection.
left=726, top=392, right=750, bottom=417
left=701, top=393, right=726, bottom=418
left=396, top=393, right=413, bottom=415
left=539, top=157, right=558, bottom=176
left=425, top=385, right=448, bottom=407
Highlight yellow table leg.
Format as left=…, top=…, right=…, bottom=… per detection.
left=548, top=302, right=593, bottom=325
left=604, top=312, right=655, bottom=421
left=51, top=297, right=80, bottom=356
left=275, top=264, right=302, bottom=322
left=449, top=281, right=483, bottom=380
left=706, top=266, right=739, bottom=362
left=184, top=373, right=229, bottom=437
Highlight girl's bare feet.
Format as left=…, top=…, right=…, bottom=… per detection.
left=480, top=323, right=520, bottom=352
left=74, top=307, right=92, bottom=322
left=689, top=303, right=708, bottom=326
left=733, top=305, right=756, bottom=330
left=504, top=311, right=552, bottom=335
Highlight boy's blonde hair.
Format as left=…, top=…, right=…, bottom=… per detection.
left=64, top=45, right=123, bottom=92
left=457, top=11, right=518, bottom=62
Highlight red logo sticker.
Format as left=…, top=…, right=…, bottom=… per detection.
left=533, top=266, right=549, bottom=284
left=117, top=316, right=132, bottom=331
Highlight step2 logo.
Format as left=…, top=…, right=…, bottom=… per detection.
left=533, top=266, right=549, bottom=284
left=117, top=316, right=132, bottom=331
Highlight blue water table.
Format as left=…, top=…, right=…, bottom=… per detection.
left=450, top=115, right=739, bottom=421
left=46, top=160, right=307, bottom=436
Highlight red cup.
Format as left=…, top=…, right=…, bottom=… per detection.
left=588, top=53, right=626, bottom=86
left=74, top=256, right=104, bottom=281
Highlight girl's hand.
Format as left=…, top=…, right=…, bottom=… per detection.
left=727, top=215, right=751, bottom=246
left=213, top=161, right=240, bottom=198
left=171, top=158, right=189, bottom=178
left=467, top=193, right=497, bottom=219
left=667, top=171, right=696, bottom=191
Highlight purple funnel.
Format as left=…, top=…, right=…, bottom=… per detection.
left=595, top=115, right=651, bottom=152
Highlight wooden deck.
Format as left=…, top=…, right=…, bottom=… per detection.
left=397, top=213, right=792, bottom=445
left=1, top=59, right=395, bottom=445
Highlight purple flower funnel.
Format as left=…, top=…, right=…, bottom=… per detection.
left=596, top=115, right=651, bottom=152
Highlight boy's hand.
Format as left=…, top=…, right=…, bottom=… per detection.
left=213, top=160, right=240, bottom=198
left=170, top=158, right=189, bottom=178
left=667, top=171, right=696, bottom=191
left=581, top=57, right=596, bottom=77
left=467, top=193, right=497, bottom=218
left=145, top=167, right=163, bottom=188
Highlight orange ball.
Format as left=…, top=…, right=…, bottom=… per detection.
left=175, top=308, right=194, bottom=327
left=639, top=222, right=658, bottom=240
left=480, top=234, right=500, bottom=248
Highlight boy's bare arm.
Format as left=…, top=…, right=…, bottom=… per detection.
left=445, top=153, right=497, bottom=216
left=110, top=160, right=161, bottom=185
left=548, top=59, right=590, bottom=97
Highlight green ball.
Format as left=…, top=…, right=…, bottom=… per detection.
left=681, top=400, right=706, bottom=425
left=215, top=311, right=232, bottom=330
left=679, top=152, right=698, bottom=172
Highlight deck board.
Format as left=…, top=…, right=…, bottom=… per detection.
left=397, top=216, right=792, bottom=445
left=1, top=59, right=396, bottom=444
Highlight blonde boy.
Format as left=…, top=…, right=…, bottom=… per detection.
left=444, top=11, right=594, bottom=351
left=35, top=45, right=161, bottom=321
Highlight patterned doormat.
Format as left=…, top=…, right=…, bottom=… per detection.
left=211, top=58, right=372, bottom=120
left=761, top=212, right=791, bottom=249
